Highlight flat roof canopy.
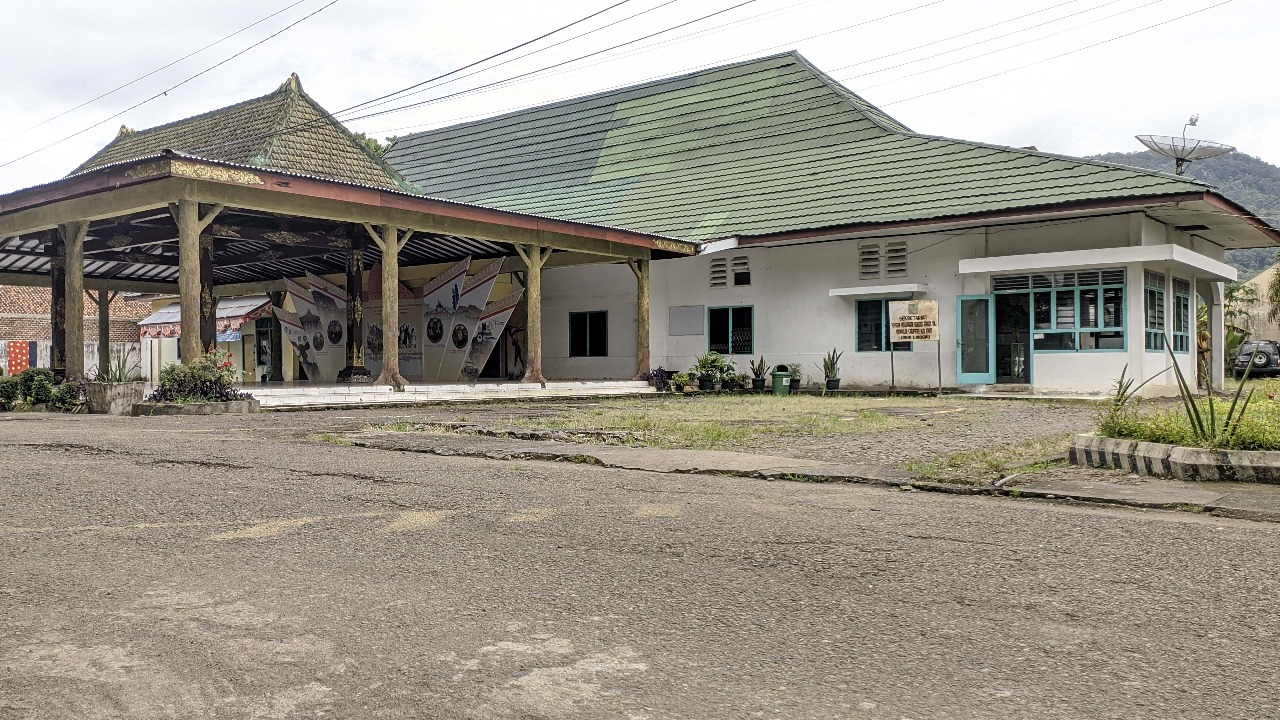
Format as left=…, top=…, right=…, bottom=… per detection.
left=0, top=152, right=697, bottom=293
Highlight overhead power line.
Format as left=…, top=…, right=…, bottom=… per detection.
left=0, top=0, right=315, bottom=144
left=0, top=0, right=346, bottom=171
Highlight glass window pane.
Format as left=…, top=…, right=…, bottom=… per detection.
left=1055, top=290, right=1075, bottom=329
left=730, top=307, right=753, bottom=355
left=569, top=313, right=590, bottom=357
left=588, top=312, right=608, bottom=357
left=1081, top=331, right=1124, bottom=350
left=1102, top=288, right=1124, bottom=328
left=708, top=308, right=730, bottom=354
left=960, top=298, right=990, bottom=374
left=1035, top=332, right=1076, bottom=351
left=1079, top=289, right=1099, bottom=328
left=1033, top=292, right=1052, bottom=329
left=857, top=301, right=884, bottom=352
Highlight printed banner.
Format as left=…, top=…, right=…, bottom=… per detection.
left=437, top=259, right=502, bottom=382
left=306, top=272, right=348, bottom=381
left=421, top=258, right=471, bottom=381
left=462, top=289, right=523, bottom=382
left=273, top=307, right=321, bottom=382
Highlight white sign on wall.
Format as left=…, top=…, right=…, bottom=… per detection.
left=889, top=299, right=939, bottom=342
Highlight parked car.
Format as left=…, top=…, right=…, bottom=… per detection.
left=1234, top=340, right=1280, bottom=378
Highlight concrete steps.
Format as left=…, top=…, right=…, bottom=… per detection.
left=252, top=381, right=657, bottom=409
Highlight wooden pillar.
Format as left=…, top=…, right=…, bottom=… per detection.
left=199, top=232, right=216, bottom=353
left=267, top=291, right=285, bottom=382
left=47, top=231, right=67, bottom=380
left=338, top=236, right=371, bottom=382
left=174, top=199, right=223, bottom=364
left=514, top=244, right=551, bottom=385
left=60, top=221, right=88, bottom=379
left=92, top=290, right=117, bottom=375
left=362, top=223, right=412, bottom=389
left=628, top=258, right=651, bottom=381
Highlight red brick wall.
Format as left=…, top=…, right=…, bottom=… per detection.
left=0, top=285, right=152, bottom=342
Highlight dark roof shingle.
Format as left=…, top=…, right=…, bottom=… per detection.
left=74, top=75, right=408, bottom=191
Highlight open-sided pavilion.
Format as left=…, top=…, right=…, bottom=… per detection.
left=0, top=76, right=694, bottom=388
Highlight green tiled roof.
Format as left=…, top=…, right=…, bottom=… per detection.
left=386, top=52, right=1209, bottom=242
left=74, top=75, right=407, bottom=191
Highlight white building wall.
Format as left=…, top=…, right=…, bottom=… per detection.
left=541, top=213, right=1226, bottom=394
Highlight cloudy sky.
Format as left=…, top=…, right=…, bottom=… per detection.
left=0, top=0, right=1273, bottom=193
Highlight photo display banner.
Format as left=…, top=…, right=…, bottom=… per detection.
left=462, top=289, right=524, bottom=382
left=421, top=257, right=471, bottom=381
left=889, top=299, right=940, bottom=342
left=306, top=272, right=348, bottom=381
left=273, top=307, right=321, bottom=381
left=437, top=259, right=503, bottom=382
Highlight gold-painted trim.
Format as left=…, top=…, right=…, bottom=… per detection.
left=171, top=159, right=264, bottom=186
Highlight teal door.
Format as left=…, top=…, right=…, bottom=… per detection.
left=957, top=295, right=996, bottom=385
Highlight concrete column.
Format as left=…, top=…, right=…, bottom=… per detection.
left=175, top=199, right=223, bottom=363
left=1210, top=282, right=1226, bottom=392
left=199, top=232, right=216, bottom=354
left=267, top=291, right=285, bottom=382
left=47, top=231, right=67, bottom=380
left=515, top=244, right=549, bottom=385
left=61, top=221, right=88, bottom=379
left=629, top=258, right=651, bottom=380
left=338, top=236, right=371, bottom=382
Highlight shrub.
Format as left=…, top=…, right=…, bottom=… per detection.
left=27, top=373, right=54, bottom=405
left=148, top=349, right=251, bottom=404
left=0, top=375, right=18, bottom=411
left=49, top=379, right=85, bottom=411
left=18, top=367, right=54, bottom=401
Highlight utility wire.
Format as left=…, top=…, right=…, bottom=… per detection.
left=852, top=0, right=1166, bottom=90
left=187, top=0, right=762, bottom=157
left=1, top=0, right=315, bottom=143
left=336, top=0, right=641, bottom=118
left=879, top=0, right=1235, bottom=106
left=0, top=0, right=346, bottom=171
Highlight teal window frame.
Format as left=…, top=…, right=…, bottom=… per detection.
left=1172, top=281, right=1191, bottom=353
left=1145, top=272, right=1166, bottom=351
left=855, top=299, right=912, bottom=352
left=708, top=305, right=753, bottom=355
left=1000, top=284, right=1126, bottom=353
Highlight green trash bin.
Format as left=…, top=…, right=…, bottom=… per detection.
left=771, top=365, right=791, bottom=396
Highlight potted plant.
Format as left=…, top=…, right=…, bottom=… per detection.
left=671, top=372, right=692, bottom=392
left=86, top=348, right=147, bottom=415
left=789, top=365, right=804, bottom=393
left=817, top=348, right=843, bottom=391
left=748, top=356, right=771, bottom=392
left=693, top=351, right=731, bottom=392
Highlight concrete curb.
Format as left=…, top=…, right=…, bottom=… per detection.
left=341, top=431, right=1280, bottom=524
left=1071, top=433, right=1280, bottom=484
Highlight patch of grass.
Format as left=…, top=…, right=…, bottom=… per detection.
left=1168, top=503, right=1206, bottom=513
left=380, top=421, right=417, bottom=432
left=315, top=433, right=353, bottom=446
left=906, top=433, right=1073, bottom=485
left=507, top=395, right=928, bottom=450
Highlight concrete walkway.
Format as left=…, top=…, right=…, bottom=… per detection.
left=348, top=429, right=1280, bottom=523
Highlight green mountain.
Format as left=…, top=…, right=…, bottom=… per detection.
left=1087, top=150, right=1280, bottom=279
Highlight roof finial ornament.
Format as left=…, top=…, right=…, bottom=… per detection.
left=279, top=73, right=303, bottom=94
left=117, top=125, right=135, bottom=137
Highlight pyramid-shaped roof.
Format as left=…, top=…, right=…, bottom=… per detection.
left=386, top=52, right=1210, bottom=242
left=74, top=75, right=407, bottom=191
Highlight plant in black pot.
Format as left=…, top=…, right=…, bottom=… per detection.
left=788, top=365, right=803, bottom=393
left=748, top=356, right=771, bottom=392
left=693, top=351, right=731, bottom=392
left=817, top=348, right=843, bottom=392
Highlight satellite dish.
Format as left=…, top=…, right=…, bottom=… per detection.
left=1135, top=115, right=1234, bottom=175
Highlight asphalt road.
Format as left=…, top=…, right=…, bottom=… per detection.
left=2, top=412, right=1279, bottom=719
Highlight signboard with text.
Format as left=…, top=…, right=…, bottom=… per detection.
left=889, top=299, right=939, bottom=342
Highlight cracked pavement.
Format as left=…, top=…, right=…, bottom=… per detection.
left=2, top=411, right=1279, bottom=719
